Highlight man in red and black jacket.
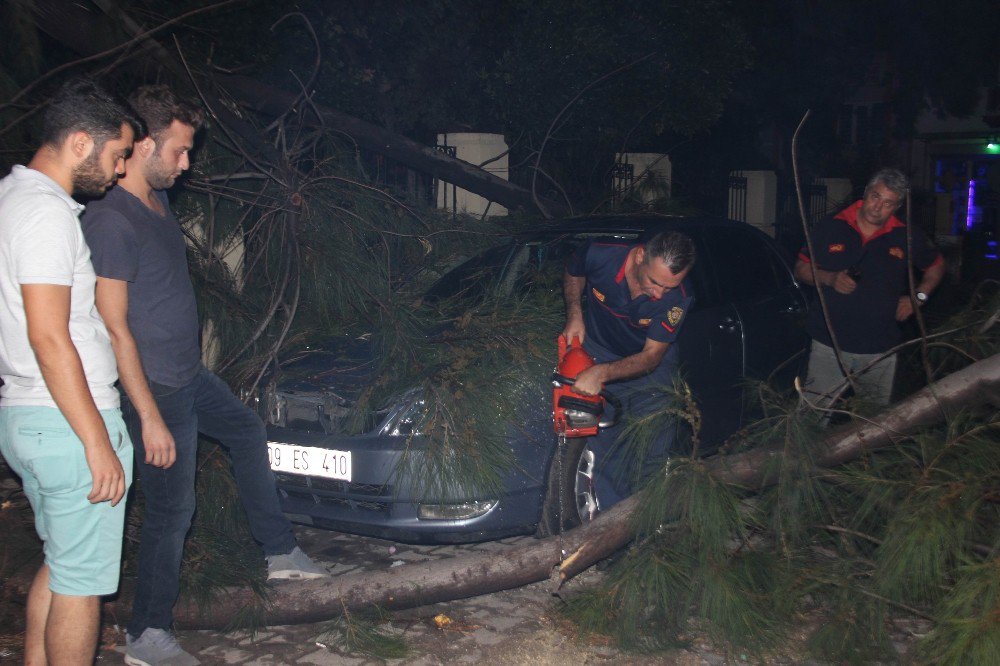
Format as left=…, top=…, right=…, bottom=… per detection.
left=563, top=231, right=696, bottom=511
left=794, top=168, right=945, bottom=411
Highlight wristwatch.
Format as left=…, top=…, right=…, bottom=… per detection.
left=915, top=291, right=928, bottom=304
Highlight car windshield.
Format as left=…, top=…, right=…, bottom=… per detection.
left=424, top=231, right=642, bottom=306
left=422, top=243, right=513, bottom=304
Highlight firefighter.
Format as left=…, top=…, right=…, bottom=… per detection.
left=562, top=230, right=696, bottom=509
left=794, top=168, right=945, bottom=412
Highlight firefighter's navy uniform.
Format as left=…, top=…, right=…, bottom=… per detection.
left=566, top=240, right=694, bottom=509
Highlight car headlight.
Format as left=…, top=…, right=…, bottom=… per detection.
left=378, top=388, right=426, bottom=437
left=418, top=499, right=498, bottom=520
left=264, top=384, right=287, bottom=427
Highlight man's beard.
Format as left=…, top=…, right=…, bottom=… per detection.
left=71, top=150, right=112, bottom=197
left=145, top=148, right=177, bottom=190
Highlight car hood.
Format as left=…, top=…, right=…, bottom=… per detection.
left=265, top=334, right=383, bottom=433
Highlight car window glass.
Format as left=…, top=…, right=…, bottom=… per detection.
left=500, top=236, right=580, bottom=297
left=764, top=242, right=797, bottom=288
left=705, top=227, right=780, bottom=302
left=683, top=233, right=714, bottom=310
left=425, top=228, right=725, bottom=309
left=423, top=243, right=512, bottom=304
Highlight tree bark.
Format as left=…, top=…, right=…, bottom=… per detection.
left=140, top=353, right=1000, bottom=628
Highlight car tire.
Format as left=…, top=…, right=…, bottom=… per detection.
left=536, top=437, right=600, bottom=537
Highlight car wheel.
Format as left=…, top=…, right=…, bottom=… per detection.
left=536, top=437, right=600, bottom=537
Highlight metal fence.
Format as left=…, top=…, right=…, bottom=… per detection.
left=809, top=182, right=828, bottom=223
left=611, top=161, right=635, bottom=205
left=728, top=172, right=748, bottom=222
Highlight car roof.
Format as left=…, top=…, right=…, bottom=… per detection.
left=522, top=213, right=762, bottom=238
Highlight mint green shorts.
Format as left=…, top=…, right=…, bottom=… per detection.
left=0, top=406, right=133, bottom=596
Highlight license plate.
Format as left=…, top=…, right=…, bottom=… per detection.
left=267, top=441, right=351, bottom=482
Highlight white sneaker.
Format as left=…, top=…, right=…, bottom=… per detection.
left=124, top=627, right=200, bottom=666
left=266, top=545, right=329, bottom=580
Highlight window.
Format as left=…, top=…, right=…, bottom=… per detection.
left=423, top=243, right=513, bottom=304
left=704, top=227, right=780, bottom=303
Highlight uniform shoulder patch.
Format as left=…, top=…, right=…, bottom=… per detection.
left=889, top=247, right=904, bottom=259
left=828, top=243, right=845, bottom=253
left=591, top=287, right=605, bottom=302
left=667, top=306, right=684, bottom=327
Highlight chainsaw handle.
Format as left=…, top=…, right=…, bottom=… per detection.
left=557, top=333, right=583, bottom=363
left=598, top=390, right=622, bottom=429
left=551, top=373, right=622, bottom=429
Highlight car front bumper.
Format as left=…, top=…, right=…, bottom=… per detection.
left=266, top=425, right=552, bottom=544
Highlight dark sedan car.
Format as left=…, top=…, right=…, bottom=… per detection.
left=260, top=216, right=809, bottom=543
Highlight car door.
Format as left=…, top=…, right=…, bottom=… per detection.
left=675, top=229, right=744, bottom=448
left=701, top=224, right=809, bottom=410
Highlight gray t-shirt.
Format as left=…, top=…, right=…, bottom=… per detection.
left=0, top=166, right=120, bottom=408
left=81, top=186, right=201, bottom=387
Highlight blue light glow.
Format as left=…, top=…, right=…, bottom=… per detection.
left=966, top=180, right=976, bottom=229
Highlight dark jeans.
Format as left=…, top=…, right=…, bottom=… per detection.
left=124, top=365, right=295, bottom=636
left=586, top=342, right=679, bottom=511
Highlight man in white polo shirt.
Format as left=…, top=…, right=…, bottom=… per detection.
left=0, top=78, right=138, bottom=665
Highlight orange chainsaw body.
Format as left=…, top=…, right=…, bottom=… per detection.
left=552, top=334, right=606, bottom=437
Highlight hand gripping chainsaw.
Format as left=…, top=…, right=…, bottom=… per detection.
left=552, top=334, right=621, bottom=437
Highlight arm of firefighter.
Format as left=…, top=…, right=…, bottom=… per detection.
left=794, top=259, right=856, bottom=295
left=562, top=270, right=586, bottom=343
left=22, top=284, right=126, bottom=505
left=572, top=337, right=669, bottom=396
left=896, top=257, right=947, bottom=321
left=95, top=277, right=176, bottom=469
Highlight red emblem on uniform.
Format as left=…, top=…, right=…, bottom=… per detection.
left=828, top=243, right=845, bottom=253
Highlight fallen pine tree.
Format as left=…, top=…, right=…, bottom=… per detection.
left=86, top=350, right=998, bottom=630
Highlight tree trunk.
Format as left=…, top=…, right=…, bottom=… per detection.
left=25, top=0, right=568, bottom=217
left=214, top=74, right=569, bottom=217
left=139, top=353, right=1000, bottom=628
left=705, top=351, right=1000, bottom=488
left=159, top=496, right=639, bottom=630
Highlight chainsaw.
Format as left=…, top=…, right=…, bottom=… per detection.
left=552, top=334, right=621, bottom=437
left=549, top=334, right=621, bottom=537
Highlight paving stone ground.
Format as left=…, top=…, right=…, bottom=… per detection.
left=94, top=527, right=738, bottom=665
left=88, top=525, right=930, bottom=665
left=1, top=463, right=927, bottom=665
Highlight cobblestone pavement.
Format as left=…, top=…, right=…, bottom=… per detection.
left=99, top=527, right=612, bottom=666
left=95, top=526, right=732, bottom=665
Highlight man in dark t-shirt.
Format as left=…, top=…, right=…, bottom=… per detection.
left=794, top=168, right=945, bottom=412
left=562, top=231, right=696, bottom=512
left=81, top=85, right=325, bottom=666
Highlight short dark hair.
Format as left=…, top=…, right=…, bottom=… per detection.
left=866, top=168, right=909, bottom=198
left=644, top=231, right=696, bottom=273
left=128, top=84, right=204, bottom=140
left=40, top=77, right=140, bottom=150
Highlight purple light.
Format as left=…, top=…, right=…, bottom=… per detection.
left=966, top=179, right=976, bottom=229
